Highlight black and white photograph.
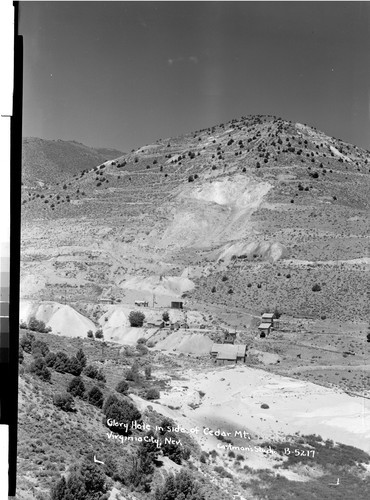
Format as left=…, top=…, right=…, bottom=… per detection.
left=15, top=1, right=370, bottom=499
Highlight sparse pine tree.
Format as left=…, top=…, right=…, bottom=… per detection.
left=54, top=351, right=70, bottom=373
left=45, top=351, right=57, bottom=367
left=67, top=356, right=83, bottom=376
left=20, top=332, right=35, bottom=353
left=88, top=386, right=104, bottom=408
left=29, top=357, right=51, bottom=382
left=76, top=348, right=87, bottom=368
left=53, top=392, right=74, bottom=412
left=67, top=376, right=85, bottom=398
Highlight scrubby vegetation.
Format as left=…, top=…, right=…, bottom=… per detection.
left=129, top=310, right=145, bottom=327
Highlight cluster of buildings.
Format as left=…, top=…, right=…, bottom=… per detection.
left=258, top=312, right=279, bottom=337
left=209, top=311, right=280, bottom=364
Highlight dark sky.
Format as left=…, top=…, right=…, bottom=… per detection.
left=19, top=2, right=370, bottom=151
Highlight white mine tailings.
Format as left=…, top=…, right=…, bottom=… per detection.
left=20, top=300, right=95, bottom=337
left=134, top=366, right=370, bottom=454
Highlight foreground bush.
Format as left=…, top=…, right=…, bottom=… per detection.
left=31, top=339, right=50, bottom=358
left=145, top=388, right=160, bottom=400
left=154, top=470, right=205, bottom=500
left=28, top=316, right=51, bottom=333
left=84, top=364, right=106, bottom=382
left=88, top=386, right=104, bottom=408
left=50, top=458, right=108, bottom=500
left=115, top=380, right=129, bottom=394
left=104, top=394, right=141, bottom=434
left=20, top=332, right=35, bottom=353
left=53, top=392, right=75, bottom=412
left=76, top=348, right=87, bottom=368
left=29, top=357, right=51, bottom=382
left=67, top=376, right=85, bottom=398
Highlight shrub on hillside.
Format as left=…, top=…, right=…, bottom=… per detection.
left=87, top=330, right=94, bottom=339
left=67, top=356, right=83, bottom=376
left=160, top=431, right=190, bottom=464
left=54, top=351, right=70, bottom=373
left=53, top=392, right=74, bottom=412
left=20, top=332, right=35, bottom=353
left=45, top=351, right=57, bottom=368
left=28, top=317, right=51, bottom=333
left=115, top=380, right=129, bottom=394
left=88, top=386, right=104, bottom=408
left=31, top=339, right=50, bottom=358
left=50, top=459, right=107, bottom=500
left=125, top=369, right=139, bottom=382
left=76, top=348, right=87, bottom=368
left=312, top=284, right=321, bottom=292
left=154, top=470, right=204, bottom=500
left=29, top=357, right=51, bottom=382
left=129, top=311, right=145, bottom=327
left=67, top=376, right=85, bottom=398
left=125, top=361, right=140, bottom=382
left=84, top=364, right=106, bottom=382
left=102, top=393, right=120, bottom=415
left=214, top=465, right=233, bottom=479
left=145, top=388, right=160, bottom=400
left=162, top=311, right=170, bottom=322
left=95, top=329, right=104, bottom=339
left=137, top=343, right=148, bottom=355
left=104, top=396, right=142, bottom=434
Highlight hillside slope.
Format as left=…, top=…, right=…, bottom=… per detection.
left=21, top=115, right=370, bottom=322
left=22, top=137, right=125, bottom=187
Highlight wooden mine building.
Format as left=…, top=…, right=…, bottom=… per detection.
left=171, top=301, right=183, bottom=309
left=210, top=344, right=247, bottom=365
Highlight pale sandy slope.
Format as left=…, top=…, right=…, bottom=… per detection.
left=20, top=300, right=95, bottom=337
left=133, top=365, right=370, bottom=455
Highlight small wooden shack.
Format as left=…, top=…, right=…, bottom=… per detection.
left=236, top=344, right=247, bottom=362
left=258, top=323, right=272, bottom=338
left=216, top=345, right=237, bottom=365
left=261, top=313, right=274, bottom=324
left=210, top=344, right=247, bottom=364
left=171, top=301, right=183, bottom=309
left=273, top=318, right=280, bottom=330
left=99, top=298, right=113, bottom=304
